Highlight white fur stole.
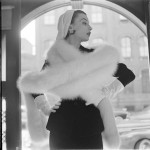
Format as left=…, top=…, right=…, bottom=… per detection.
left=17, top=40, right=120, bottom=106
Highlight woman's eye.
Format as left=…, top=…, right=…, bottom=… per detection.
left=83, top=22, right=87, bottom=25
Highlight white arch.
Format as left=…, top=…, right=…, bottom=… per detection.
left=21, top=0, right=146, bottom=35
left=21, top=0, right=70, bottom=28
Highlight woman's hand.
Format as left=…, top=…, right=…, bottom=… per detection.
left=50, top=101, right=61, bottom=113
left=34, top=95, right=61, bottom=116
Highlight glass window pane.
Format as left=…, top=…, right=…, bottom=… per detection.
left=91, top=6, right=103, bottom=23
left=20, top=5, right=150, bottom=150
left=141, top=69, right=150, bottom=93
left=121, top=37, right=131, bottom=57
left=44, top=10, right=55, bottom=25
left=139, top=36, right=149, bottom=57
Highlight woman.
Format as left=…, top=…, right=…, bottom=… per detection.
left=18, top=10, right=135, bottom=149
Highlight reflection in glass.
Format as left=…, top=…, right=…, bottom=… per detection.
left=21, top=5, right=150, bottom=150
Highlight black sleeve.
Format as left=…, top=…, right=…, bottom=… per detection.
left=31, top=60, right=50, bottom=99
left=113, top=63, right=135, bottom=87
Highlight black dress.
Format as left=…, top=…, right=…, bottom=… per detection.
left=47, top=97, right=104, bottom=149
left=32, top=45, right=135, bottom=150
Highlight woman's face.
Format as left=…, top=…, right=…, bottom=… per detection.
left=71, top=13, right=92, bottom=42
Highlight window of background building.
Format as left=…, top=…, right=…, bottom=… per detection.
left=91, top=6, right=103, bottom=23
left=44, top=10, right=55, bottom=25
left=121, top=37, right=131, bottom=58
left=119, top=14, right=128, bottom=21
left=139, top=36, right=149, bottom=58
left=141, top=69, right=150, bottom=93
left=66, top=6, right=72, bottom=10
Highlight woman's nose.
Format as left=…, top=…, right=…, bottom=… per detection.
left=89, top=25, right=92, bottom=31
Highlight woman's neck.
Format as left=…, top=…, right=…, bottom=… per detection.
left=66, top=35, right=81, bottom=49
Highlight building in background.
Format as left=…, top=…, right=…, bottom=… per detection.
left=21, top=38, right=37, bottom=72
left=21, top=5, right=150, bottom=111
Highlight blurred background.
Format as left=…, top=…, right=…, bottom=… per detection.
left=20, top=5, right=150, bottom=150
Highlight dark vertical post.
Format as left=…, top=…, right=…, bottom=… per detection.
left=4, top=0, right=22, bottom=149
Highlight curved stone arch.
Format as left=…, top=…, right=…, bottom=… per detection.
left=21, top=0, right=146, bottom=36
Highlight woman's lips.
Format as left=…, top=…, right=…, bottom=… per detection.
left=87, top=32, right=91, bottom=36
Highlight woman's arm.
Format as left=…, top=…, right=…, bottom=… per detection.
left=18, top=46, right=119, bottom=93
left=22, top=92, right=49, bottom=142
left=97, top=98, right=120, bottom=149
left=102, top=63, right=136, bottom=99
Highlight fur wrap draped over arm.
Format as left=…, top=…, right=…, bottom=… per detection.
left=17, top=40, right=120, bottom=106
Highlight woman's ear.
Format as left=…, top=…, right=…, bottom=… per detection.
left=68, top=25, right=75, bottom=34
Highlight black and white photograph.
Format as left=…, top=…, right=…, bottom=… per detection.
left=1, top=0, right=150, bottom=150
